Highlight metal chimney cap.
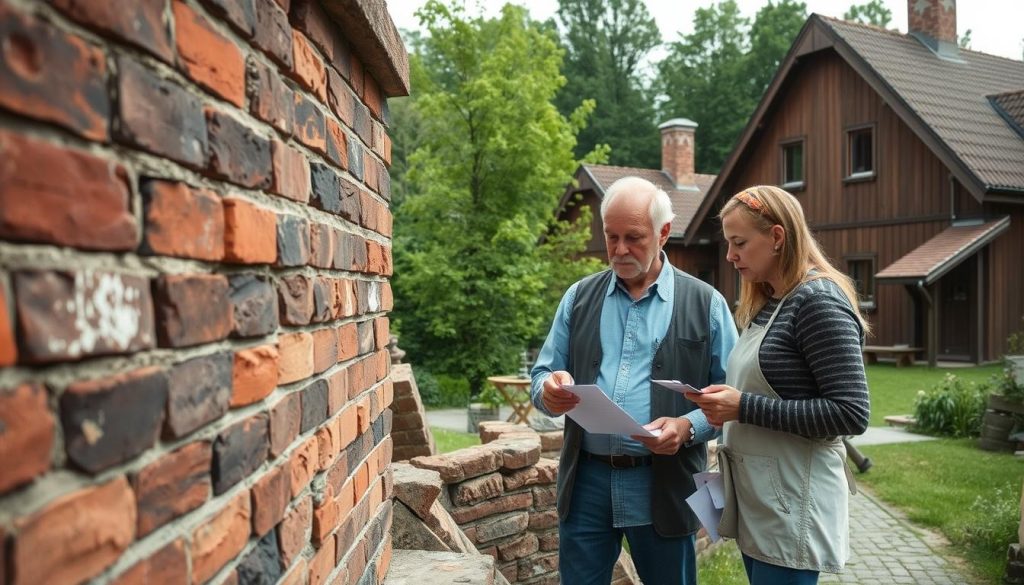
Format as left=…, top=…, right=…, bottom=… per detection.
left=659, top=118, right=698, bottom=130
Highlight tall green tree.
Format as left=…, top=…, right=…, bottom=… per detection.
left=745, top=0, right=807, bottom=100
left=554, top=0, right=662, bottom=168
left=392, top=0, right=603, bottom=397
left=843, top=0, right=892, bottom=27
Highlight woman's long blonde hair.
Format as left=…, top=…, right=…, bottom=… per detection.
left=719, top=185, right=870, bottom=334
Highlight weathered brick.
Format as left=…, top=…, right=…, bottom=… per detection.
left=0, top=132, right=136, bottom=251
left=251, top=464, right=290, bottom=536
left=248, top=57, right=294, bottom=135
left=312, top=487, right=339, bottom=546
left=278, top=274, right=313, bottom=326
left=537, top=530, right=558, bottom=552
left=294, top=92, right=326, bottom=154
left=380, top=283, right=394, bottom=311
left=199, top=0, right=256, bottom=37
left=493, top=436, right=541, bottom=470
left=451, top=472, right=504, bottom=507
left=291, top=30, right=326, bottom=102
left=12, top=479, right=132, bottom=584
left=338, top=322, right=358, bottom=362
left=271, top=139, right=310, bottom=202
left=232, top=344, right=280, bottom=406
left=289, top=0, right=335, bottom=60
left=154, top=273, right=232, bottom=347
left=276, top=214, right=311, bottom=267
left=229, top=274, right=278, bottom=337
left=252, top=0, right=292, bottom=68
left=350, top=53, right=364, bottom=97
left=191, top=490, right=251, bottom=584
left=212, top=414, right=269, bottom=494
left=280, top=558, right=307, bottom=585
left=118, top=57, right=206, bottom=165
left=313, top=327, right=339, bottom=374
left=206, top=107, right=273, bottom=188
left=528, top=509, right=559, bottom=531
left=357, top=321, right=375, bottom=356
left=141, top=179, right=224, bottom=260
left=309, top=162, right=342, bottom=217
left=338, top=403, right=358, bottom=448
left=278, top=496, right=311, bottom=567
left=316, top=420, right=341, bottom=473
left=0, top=7, right=109, bottom=140
left=62, top=367, right=167, bottom=473
left=351, top=235, right=368, bottom=273
left=390, top=462, right=442, bottom=521
left=173, top=0, right=245, bottom=106
left=363, top=151, right=379, bottom=194
left=223, top=197, right=278, bottom=263
left=165, top=351, right=232, bottom=438
left=347, top=139, right=364, bottom=181
left=111, top=539, right=187, bottom=585
left=327, top=67, right=354, bottom=125
left=312, top=278, right=332, bottom=323
left=310, top=223, right=335, bottom=269
left=325, top=117, right=348, bottom=169
left=301, top=378, right=330, bottom=433
left=238, top=530, right=283, bottom=584
left=49, top=0, right=173, bottom=64
left=450, top=492, right=532, bottom=525
left=363, top=72, right=383, bottom=121
left=327, top=369, right=347, bottom=414
left=309, top=536, right=335, bottom=585
left=471, top=511, right=530, bottom=545
left=270, top=391, right=301, bottom=457
left=289, top=435, right=319, bottom=496
left=133, top=441, right=211, bottom=536
left=279, top=331, right=314, bottom=384
left=332, top=230, right=353, bottom=272
left=0, top=284, right=13, bottom=366
left=0, top=383, right=53, bottom=493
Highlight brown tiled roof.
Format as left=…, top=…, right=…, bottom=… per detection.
left=989, top=90, right=1024, bottom=139
left=581, top=164, right=716, bottom=238
left=875, top=217, right=1010, bottom=284
left=823, top=17, right=1024, bottom=191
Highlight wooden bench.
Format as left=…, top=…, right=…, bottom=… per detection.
left=863, top=345, right=922, bottom=367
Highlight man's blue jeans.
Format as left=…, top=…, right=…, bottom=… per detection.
left=559, top=457, right=697, bottom=585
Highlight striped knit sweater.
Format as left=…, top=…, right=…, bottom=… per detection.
left=739, top=277, right=870, bottom=438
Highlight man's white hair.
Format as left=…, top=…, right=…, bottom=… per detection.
left=600, top=176, right=676, bottom=230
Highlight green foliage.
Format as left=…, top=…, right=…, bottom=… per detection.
left=417, top=370, right=471, bottom=408
left=392, top=0, right=602, bottom=397
left=657, top=0, right=807, bottom=173
left=956, top=482, right=1021, bottom=554
left=554, top=0, right=661, bottom=168
left=476, top=383, right=504, bottom=410
left=1007, top=315, right=1024, bottom=354
left=989, top=362, right=1024, bottom=400
left=843, top=0, right=892, bottom=27
left=958, top=28, right=972, bottom=49
left=865, top=363, right=1003, bottom=427
left=911, top=374, right=985, bottom=438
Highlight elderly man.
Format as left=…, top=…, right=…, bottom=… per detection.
left=531, top=176, right=737, bottom=584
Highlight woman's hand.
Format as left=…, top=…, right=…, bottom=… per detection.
left=690, top=384, right=742, bottom=427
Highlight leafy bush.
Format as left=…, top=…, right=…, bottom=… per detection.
left=1007, top=315, right=1024, bottom=354
left=954, top=482, right=1021, bottom=553
left=912, top=374, right=985, bottom=438
left=416, top=369, right=471, bottom=408
left=989, top=363, right=1024, bottom=400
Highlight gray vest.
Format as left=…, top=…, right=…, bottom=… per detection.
left=556, top=268, right=715, bottom=537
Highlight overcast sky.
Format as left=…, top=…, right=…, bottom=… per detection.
left=385, top=0, right=1024, bottom=62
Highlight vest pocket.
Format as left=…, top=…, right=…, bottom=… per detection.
left=732, top=453, right=790, bottom=515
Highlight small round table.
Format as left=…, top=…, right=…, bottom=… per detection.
left=486, top=375, right=534, bottom=425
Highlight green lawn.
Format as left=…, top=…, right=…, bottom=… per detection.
left=866, top=363, right=1004, bottom=426
left=431, top=427, right=480, bottom=453
left=858, top=439, right=1022, bottom=583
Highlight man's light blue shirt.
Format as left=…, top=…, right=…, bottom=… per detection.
left=530, top=254, right=737, bottom=527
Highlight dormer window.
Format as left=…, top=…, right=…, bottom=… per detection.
left=845, top=125, right=876, bottom=181
left=780, top=138, right=805, bottom=191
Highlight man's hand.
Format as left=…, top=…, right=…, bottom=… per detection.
left=689, top=385, right=742, bottom=427
left=633, top=417, right=692, bottom=455
left=541, top=371, right=579, bottom=415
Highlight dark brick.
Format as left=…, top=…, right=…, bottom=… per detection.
left=278, top=274, right=313, bottom=326
left=269, top=392, right=301, bottom=457
left=371, top=416, right=384, bottom=445
left=353, top=241, right=369, bottom=275
left=252, top=0, right=292, bottom=68
left=0, top=383, right=54, bottom=494
left=48, top=0, right=174, bottom=64
left=247, top=57, right=293, bottom=136
left=199, top=0, right=256, bottom=37
left=293, top=92, right=326, bottom=154
left=140, top=179, right=224, bottom=261
left=348, top=140, right=364, bottom=181
left=312, top=278, right=331, bottom=323
left=116, top=56, right=207, bottom=168
left=332, top=230, right=353, bottom=271
left=276, top=215, right=310, bottom=267
left=309, top=161, right=341, bottom=214
left=0, top=6, right=109, bottom=141
left=357, top=321, right=374, bottom=356
left=165, top=351, right=232, bottom=438
left=345, top=432, right=372, bottom=476
left=300, top=378, right=329, bottom=433
left=61, top=367, right=168, bottom=474
left=309, top=223, right=334, bottom=269
left=14, top=270, right=155, bottom=364
left=382, top=408, right=393, bottom=437
left=354, top=102, right=372, bottom=146
left=377, top=160, right=391, bottom=201
left=237, top=530, right=282, bottom=584
left=229, top=275, right=278, bottom=337
left=213, top=414, right=269, bottom=495
left=206, top=108, right=273, bottom=189
left=154, top=274, right=233, bottom=348
left=133, top=441, right=211, bottom=536
left=327, top=67, right=354, bottom=126
left=0, top=131, right=137, bottom=251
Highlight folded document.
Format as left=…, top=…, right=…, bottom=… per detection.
left=685, top=471, right=725, bottom=542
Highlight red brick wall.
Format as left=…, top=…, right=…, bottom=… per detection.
left=0, top=0, right=406, bottom=583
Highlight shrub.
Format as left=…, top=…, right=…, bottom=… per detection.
left=912, top=374, right=985, bottom=438
left=989, top=364, right=1024, bottom=400
left=1007, top=315, right=1024, bottom=354
left=954, top=482, right=1021, bottom=553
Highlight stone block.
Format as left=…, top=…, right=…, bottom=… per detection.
left=450, top=492, right=533, bottom=525
left=451, top=473, right=504, bottom=507
left=391, top=462, right=443, bottom=521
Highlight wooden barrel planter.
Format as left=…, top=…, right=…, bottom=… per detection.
left=979, top=394, right=1024, bottom=452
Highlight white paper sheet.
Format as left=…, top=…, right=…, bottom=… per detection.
left=652, top=379, right=704, bottom=395
left=561, top=384, right=661, bottom=438
left=685, top=484, right=723, bottom=542
left=694, top=471, right=725, bottom=510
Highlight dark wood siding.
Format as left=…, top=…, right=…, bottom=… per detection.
left=985, top=204, right=1024, bottom=357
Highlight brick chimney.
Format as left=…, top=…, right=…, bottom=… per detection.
left=908, top=0, right=959, bottom=59
left=659, top=118, right=699, bottom=191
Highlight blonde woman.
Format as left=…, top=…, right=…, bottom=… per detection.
left=691, top=186, right=870, bottom=585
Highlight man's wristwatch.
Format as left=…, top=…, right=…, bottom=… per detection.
left=686, top=422, right=696, bottom=444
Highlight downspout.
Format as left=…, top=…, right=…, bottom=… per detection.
left=917, top=280, right=936, bottom=366
left=949, top=173, right=956, bottom=222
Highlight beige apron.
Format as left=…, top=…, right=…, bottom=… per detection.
left=717, top=292, right=856, bottom=573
